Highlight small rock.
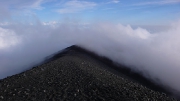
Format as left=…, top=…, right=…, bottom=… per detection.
left=0, top=96, right=3, bottom=99
left=18, top=91, right=21, bottom=94
left=77, top=89, right=80, bottom=92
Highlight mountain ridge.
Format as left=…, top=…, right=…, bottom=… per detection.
left=0, top=45, right=177, bottom=100
left=43, top=45, right=171, bottom=95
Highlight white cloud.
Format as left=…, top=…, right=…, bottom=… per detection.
left=0, top=0, right=47, bottom=10
left=0, top=27, right=20, bottom=49
left=27, top=0, right=44, bottom=10
left=105, top=0, right=120, bottom=4
left=1, top=20, right=180, bottom=98
left=0, top=0, right=52, bottom=21
left=58, top=0, right=97, bottom=14
left=134, top=0, right=180, bottom=6
left=111, top=0, right=120, bottom=4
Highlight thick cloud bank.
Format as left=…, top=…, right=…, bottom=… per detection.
left=0, top=20, right=180, bottom=96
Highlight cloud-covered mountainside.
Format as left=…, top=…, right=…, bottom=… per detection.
left=0, top=20, right=180, bottom=97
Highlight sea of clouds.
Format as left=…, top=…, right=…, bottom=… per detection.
left=0, top=20, right=180, bottom=97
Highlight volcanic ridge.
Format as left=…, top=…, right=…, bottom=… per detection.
left=0, top=45, right=177, bottom=101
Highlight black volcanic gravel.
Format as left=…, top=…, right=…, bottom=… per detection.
left=0, top=49, right=177, bottom=101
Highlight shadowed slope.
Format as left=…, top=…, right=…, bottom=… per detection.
left=45, top=45, right=172, bottom=95
left=0, top=45, right=177, bottom=100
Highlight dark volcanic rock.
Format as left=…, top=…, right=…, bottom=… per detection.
left=0, top=45, right=177, bottom=101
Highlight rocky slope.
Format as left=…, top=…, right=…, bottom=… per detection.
left=0, top=45, right=177, bottom=101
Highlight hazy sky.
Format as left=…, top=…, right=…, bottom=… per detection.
left=0, top=0, right=180, bottom=25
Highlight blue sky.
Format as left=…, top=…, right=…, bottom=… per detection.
left=0, top=0, right=180, bottom=25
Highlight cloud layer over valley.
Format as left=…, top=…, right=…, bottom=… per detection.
left=0, top=20, right=180, bottom=97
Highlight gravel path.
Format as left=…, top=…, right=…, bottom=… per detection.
left=0, top=47, right=177, bottom=101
